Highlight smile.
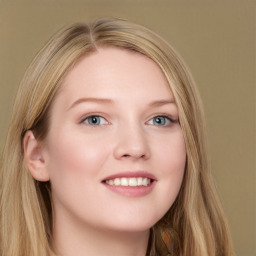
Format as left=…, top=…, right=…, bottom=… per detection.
left=104, top=177, right=152, bottom=186
left=102, top=171, right=157, bottom=197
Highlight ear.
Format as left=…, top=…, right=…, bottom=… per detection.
left=23, top=130, right=50, bottom=182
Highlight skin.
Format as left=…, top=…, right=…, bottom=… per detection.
left=24, top=47, right=186, bottom=256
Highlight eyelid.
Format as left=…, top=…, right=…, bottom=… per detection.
left=80, top=113, right=110, bottom=125
left=146, top=114, right=178, bottom=126
left=79, top=113, right=178, bottom=126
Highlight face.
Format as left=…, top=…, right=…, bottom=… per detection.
left=42, top=47, right=186, bottom=233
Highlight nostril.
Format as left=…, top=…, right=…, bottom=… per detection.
left=114, top=140, right=150, bottom=160
left=122, top=153, right=146, bottom=158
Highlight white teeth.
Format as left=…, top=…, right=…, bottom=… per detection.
left=142, top=178, right=148, bottom=186
left=108, top=179, right=114, bottom=185
left=129, top=178, right=137, bottom=186
left=105, top=177, right=152, bottom=186
left=120, top=178, right=128, bottom=186
left=114, top=178, right=121, bottom=186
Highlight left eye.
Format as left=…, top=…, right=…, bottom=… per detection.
left=147, top=116, right=173, bottom=126
left=82, top=115, right=108, bottom=126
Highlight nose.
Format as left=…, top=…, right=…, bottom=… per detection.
left=113, top=123, right=151, bottom=161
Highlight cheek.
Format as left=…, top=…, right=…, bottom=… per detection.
left=45, top=130, right=110, bottom=187
left=155, top=131, right=186, bottom=200
left=158, top=130, right=186, bottom=172
left=44, top=131, right=112, bottom=219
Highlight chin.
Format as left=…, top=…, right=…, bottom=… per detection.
left=100, top=214, right=163, bottom=233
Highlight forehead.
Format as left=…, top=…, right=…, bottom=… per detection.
left=57, top=46, right=174, bottom=102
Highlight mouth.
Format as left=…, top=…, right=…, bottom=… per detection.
left=103, top=177, right=153, bottom=186
left=101, top=171, right=157, bottom=197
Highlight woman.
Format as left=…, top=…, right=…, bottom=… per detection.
left=0, top=18, right=234, bottom=255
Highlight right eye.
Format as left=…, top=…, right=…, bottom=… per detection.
left=82, top=115, right=108, bottom=126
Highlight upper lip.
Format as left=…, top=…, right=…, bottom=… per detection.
left=102, top=171, right=157, bottom=182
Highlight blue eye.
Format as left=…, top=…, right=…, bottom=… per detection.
left=83, top=116, right=107, bottom=126
left=148, top=116, right=174, bottom=126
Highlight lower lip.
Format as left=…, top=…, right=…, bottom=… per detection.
left=102, top=181, right=156, bottom=197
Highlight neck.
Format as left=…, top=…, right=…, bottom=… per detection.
left=51, top=214, right=150, bottom=256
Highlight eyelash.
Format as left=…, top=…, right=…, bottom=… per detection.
left=147, top=115, right=176, bottom=126
left=82, top=115, right=109, bottom=126
left=81, top=114, right=177, bottom=127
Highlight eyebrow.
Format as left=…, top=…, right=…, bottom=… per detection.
left=67, top=97, right=114, bottom=111
left=149, top=99, right=176, bottom=106
left=67, top=97, right=176, bottom=111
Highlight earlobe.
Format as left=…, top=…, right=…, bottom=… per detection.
left=23, top=130, right=50, bottom=182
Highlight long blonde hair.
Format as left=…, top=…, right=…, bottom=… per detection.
left=0, top=18, right=233, bottom=256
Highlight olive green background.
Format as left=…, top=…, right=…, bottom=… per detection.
left=0, top=1, right=255, bottom=255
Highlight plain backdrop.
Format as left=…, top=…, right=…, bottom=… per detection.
left=0, top=1, right=255, bottom=255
